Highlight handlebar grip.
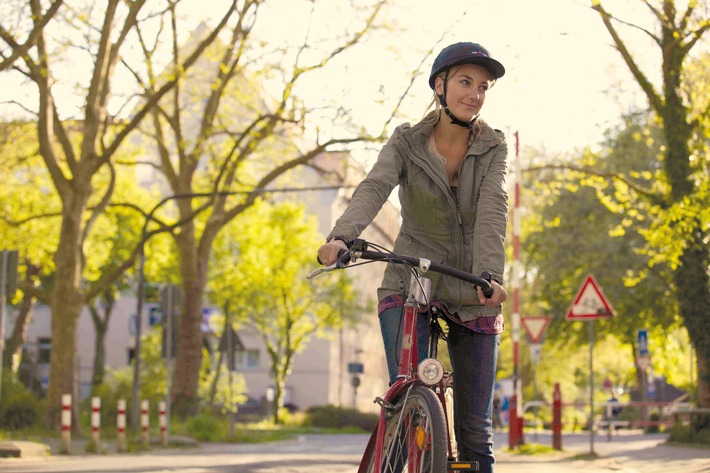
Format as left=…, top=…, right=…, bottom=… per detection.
left=336, top=249, right=351, bottom=268
left=481, top=271, right=494, bottom=298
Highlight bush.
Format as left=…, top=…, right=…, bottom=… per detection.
left=646, top=411, right=661, bottom=434
left=304, top=405, right=378, bottom=431
left=1, top=392, right=42, bottom=430
left=186, top=414, right=226, bottom=441
left=668, top=421, right=710, bottom=445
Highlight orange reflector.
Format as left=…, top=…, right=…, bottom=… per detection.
left=448, top=461, right=478, bottom=470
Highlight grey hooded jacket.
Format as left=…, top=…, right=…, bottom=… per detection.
left=328, top=113, right=509, bottom=322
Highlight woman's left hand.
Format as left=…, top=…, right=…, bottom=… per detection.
left=477, top=280, right=508, bottom=308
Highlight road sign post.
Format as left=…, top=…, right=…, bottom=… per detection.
left=566, top=275, right=615, bottom=456
left=522, top=316, right=551, bottom=409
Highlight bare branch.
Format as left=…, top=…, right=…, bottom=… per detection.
left=103, top=0, right=240, bottom=159
left=591, top=2, right=664, bottom=113
left=0, top=0, right=63, bottom=72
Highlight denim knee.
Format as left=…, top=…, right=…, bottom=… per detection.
left=379, top=307, right=430, bottom=385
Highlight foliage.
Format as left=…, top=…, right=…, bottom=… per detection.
left=209, top=200, right=364, bottom=424
left=197, top=344, right=248, bottom=416
left=518, top=112, right=695, bottom=407
left=94, top=322, right=248, bottom=421
left=0, top=121, right=61, bottom=286
left=0, top=373, right=43, bottom=430
left=668, top=422, right=710, bottom=446
left=303, top=405, right=378, bottom=432
left=590, top=0, right=709, bottom=405
left=184, top=414, right=225, bottom=442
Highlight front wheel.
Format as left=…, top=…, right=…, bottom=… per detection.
left=363, top=385, right=447, bottom=473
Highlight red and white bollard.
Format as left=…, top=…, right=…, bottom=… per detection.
left=61, top=394, right=71, bottom=454
left=159, top=401, right=167, bottom=446
left=91, top=397, right=101, bottom=446
left=553, top=383, right=562, bottom=450
left=141, top=400, right=149, bottom=446
left=117, top=399, right=126, bottom=452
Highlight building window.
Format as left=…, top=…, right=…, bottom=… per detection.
left=236, top=349, right=260, bottom=370
left=37, top=338, right=52, bottom=364
left=127, top=347, right=136, bottom=364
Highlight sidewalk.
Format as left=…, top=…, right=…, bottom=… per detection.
left=2, top=429, right=708, bottom=472
left=493, top=430, right=710, bottom=473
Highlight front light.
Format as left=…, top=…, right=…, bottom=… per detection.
left=418, top=358, right=444, bottom=385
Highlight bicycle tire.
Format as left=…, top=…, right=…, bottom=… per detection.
left=363, top=385, right=448, bottom=473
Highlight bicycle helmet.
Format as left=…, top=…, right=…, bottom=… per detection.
left=428, top=42, right=505, bottom=89
left=429, top=42, right=505, bottom=128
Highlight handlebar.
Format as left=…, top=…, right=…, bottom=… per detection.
left=308, top=239, right=494, bottom=298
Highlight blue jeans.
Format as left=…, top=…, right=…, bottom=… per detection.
left=379, top=307, right=499, bottom=473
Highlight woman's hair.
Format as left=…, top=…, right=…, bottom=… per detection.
left=422, top=65, right=487, bottom=139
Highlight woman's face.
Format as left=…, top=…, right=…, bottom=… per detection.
left=435, top=64, right=494, bottom=120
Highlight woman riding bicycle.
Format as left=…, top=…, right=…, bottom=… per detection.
left=318, top=42, right=509, bottom=472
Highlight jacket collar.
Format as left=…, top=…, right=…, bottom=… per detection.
left=404, top=111, right=504, bottom=154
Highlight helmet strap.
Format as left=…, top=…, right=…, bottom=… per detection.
left=437, top=69, right=478, bottom=129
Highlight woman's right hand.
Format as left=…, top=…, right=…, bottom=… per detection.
left=317, top=240, right=349, bottom=266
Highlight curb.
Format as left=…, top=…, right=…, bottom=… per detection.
left=0, top=441, right=51, bottom=459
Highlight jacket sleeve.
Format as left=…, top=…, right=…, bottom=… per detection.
left=327, top=127, right=406, bottom=242
left=472, top=137, right=509, bottom=284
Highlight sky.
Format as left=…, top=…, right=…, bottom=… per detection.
left=241, top=0, right=657, bottom=156
left=0, top=0, right=662, bottom=157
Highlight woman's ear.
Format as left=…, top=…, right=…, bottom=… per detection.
left=434, top=75, right=444, bottom=96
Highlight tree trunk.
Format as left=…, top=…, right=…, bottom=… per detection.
left=678, top=239, right=710, bottom=407
left=89, top=305, right=107, bottom=389
left=170, top=222, right=208, bottom=417
left=3, top=265, right=38, bottom=372
left=45, top=202, right=87, bottom=429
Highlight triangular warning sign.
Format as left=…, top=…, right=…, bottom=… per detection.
left=521, top=316, right=551, bottom=343
left=566, top=275, right=615, bottom=320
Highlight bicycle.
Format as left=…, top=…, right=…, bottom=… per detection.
left=308, top=238, right=494, bottom=473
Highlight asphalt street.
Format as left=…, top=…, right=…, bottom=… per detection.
left=0, top=430, right=708, bottom=472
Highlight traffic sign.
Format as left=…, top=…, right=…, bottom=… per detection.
left=637, top=329, right=649, bottom=356
left=529, top=343, right=542, bottom=364
left=521, top=316, right=551, bottom=343
left=566, top=275, right=615, bottom=320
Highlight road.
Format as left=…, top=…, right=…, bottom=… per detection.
left=0, top=431, right=708, bottom=473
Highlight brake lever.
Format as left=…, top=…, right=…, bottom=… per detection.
left=309, top=249, right=351, bottom=279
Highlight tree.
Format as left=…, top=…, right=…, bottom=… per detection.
left=590, top=0, right=709, bottom=407
left=0, top=0, right=62, bottom=72
left=0, top=121, right=58, bottom=378
left=209, top=201, right=365, bottom=424
left=522, top=114, right=692, bottom=403
left=134, top=0, right=391, bottom=415
left=0, top=0, right=241, bottom=427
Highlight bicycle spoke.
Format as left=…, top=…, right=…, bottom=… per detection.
left=375, top=386, right=446, bottom=473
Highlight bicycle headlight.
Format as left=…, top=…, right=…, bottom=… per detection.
left=417, top=358, right=444, bottom=385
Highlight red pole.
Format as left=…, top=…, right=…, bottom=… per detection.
left=117, top=399, right=127, bottom=452
left=508, top=130, right=523, bottom=448
left=141, top=400, right=149, bottom=446
left=553, top=383, right=562, bottom=450
left=91, top=397, right=100, bottom=446
left=61, top=394, right=71, bottom=454
left=159, top=401, right=168, bottom=446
